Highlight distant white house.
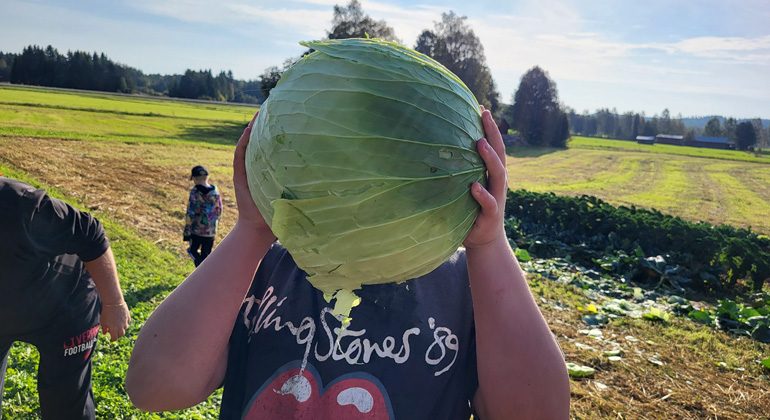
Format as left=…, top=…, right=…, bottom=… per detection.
left=636, top=135, right=655, bottom=145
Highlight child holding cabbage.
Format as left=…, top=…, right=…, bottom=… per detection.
left=126, top=108, right=570, bottom=419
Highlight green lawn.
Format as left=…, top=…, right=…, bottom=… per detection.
left=571, top=136, right=770, bottom=164
left=507, top=136, right=770, bottom=233
left=0, top=85, right=255, bottom=146
left=0, top=85, right=254, bottom=121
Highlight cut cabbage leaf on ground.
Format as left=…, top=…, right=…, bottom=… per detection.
left=566, top=362, right=596, bottom=378
left=246, top=37, right=486, bottom=319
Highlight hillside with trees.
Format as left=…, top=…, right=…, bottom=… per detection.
left=0, top=45, right=264, bottom=103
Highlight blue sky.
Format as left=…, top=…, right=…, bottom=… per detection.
left=2, top=0, right=770, bottom=118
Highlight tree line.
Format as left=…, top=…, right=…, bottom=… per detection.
left=0, top=46, right=265, bottom=103
left=567, top=108, right=686, bottom=139
left=565, top=107, right=768, bottom=151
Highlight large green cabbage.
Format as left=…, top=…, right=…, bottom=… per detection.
left=246, top=38, right=485, bottom=294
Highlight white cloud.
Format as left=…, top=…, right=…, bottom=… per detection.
left=227, top=4, right=329, bottom=37
left=670, top=35, right=770, bottom=64
left=295, top=0, right=341, bottom=6
left=334, top=0, right=444, bottom=44
left=128, top=0, right=331, bottom=37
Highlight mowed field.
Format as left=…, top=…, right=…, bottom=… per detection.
left=0, top=85, right=253, bottom=255
left=507, top=137, right=770, bottom=233
left=1, top=85, right=769, bottom=419
left=508, top=137, right=770, bottom=233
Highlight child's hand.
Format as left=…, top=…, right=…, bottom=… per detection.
left=233, top=112, right=275, bottom=239
left=463, top=107, right=508, bottom=250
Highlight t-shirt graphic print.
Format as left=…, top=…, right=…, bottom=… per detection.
left=219, top=244, right=478, bottom=420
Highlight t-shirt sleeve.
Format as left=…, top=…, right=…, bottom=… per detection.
left=466, top=321, right=480, bottom=414
left=452, top=249, right=480, bottom=411
left=219, top=314, right=249, bottom=419
left=27, top=193, right=109, bottom=262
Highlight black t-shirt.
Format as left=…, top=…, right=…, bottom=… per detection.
left=0, top=178, right=109, bottom=337
left=220, top=244, right=478, bottom=420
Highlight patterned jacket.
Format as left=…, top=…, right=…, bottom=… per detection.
left=184, top=184, right=223, bottom=238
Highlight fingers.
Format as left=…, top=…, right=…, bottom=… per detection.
left=470, top=182, right=498, bottom=220
left=234, top=111, right=258, bottom=184
left=477, top=138, right=507, bottom=200
left=105, top=326, right=126, bottom=341
left=103, top=325, right=117, bottom=342
left=101, top=309, right=130, bottom=341
left=481, top=109, right=505, bottom=163
left=235, top=111, right=258, bottom=155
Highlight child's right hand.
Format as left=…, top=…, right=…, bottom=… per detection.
left=233, top=112, right=275, bottom=240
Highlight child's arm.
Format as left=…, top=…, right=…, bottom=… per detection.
left=183, top=190, right=195, bottom=240
left=215, top=190, right=223, bottom=218
left=465, top=109, right=570, bottom=419
left=126, top=113, right=272, bottom=411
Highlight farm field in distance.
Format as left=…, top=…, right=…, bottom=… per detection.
left=507, top=136, right=770, bottom=233
left=0, top=85, right=768, bottom=419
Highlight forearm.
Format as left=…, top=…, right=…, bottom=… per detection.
left=126, top=222, right=274, bottom=411
left=84, top=247, right=124, bottom=305
left=467, top=236, right=570, bottom=419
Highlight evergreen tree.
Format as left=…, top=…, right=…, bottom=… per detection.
left=508, top=66, right=568, bottom=147
left=704, top=117, right=723, bottom=137
left=735, top=121, right=756, bottom=151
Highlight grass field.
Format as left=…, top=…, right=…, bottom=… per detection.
left=1, top=85, right=768, bottom=419
left=507, top=137, right=770, bottom=233
left=0, top=85, right=254, bottom=146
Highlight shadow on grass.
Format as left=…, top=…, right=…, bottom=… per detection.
left=124, top=283, right=176, bottom=307
left=177, top=120, right=247, bottom=146
left=505, top=145, right=562, bottom=158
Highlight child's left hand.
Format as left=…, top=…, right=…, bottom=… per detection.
left=463, top=107, right=508, bottom=250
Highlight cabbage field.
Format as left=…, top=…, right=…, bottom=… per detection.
left=0, top=85, right=768, bottom=418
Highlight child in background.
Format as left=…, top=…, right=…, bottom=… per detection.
left=184, top=165, right=223, bottom=266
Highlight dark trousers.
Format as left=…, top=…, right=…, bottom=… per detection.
left=189, top=234, right=215, bottom=267
left=0, top=299, right=99, bottom=420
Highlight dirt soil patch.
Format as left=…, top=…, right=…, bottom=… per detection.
left=0, top=137, right=236, bottom=256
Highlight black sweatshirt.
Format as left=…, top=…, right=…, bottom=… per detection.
left=0, top=178, right=109, bottom=337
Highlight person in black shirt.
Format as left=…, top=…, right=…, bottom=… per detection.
left=0, top=178, right=131, bottom=420
left=126, top=111, right=570, bottom=419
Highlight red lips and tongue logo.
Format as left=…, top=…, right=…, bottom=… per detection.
left=244, top=362, right=393, bottom=419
